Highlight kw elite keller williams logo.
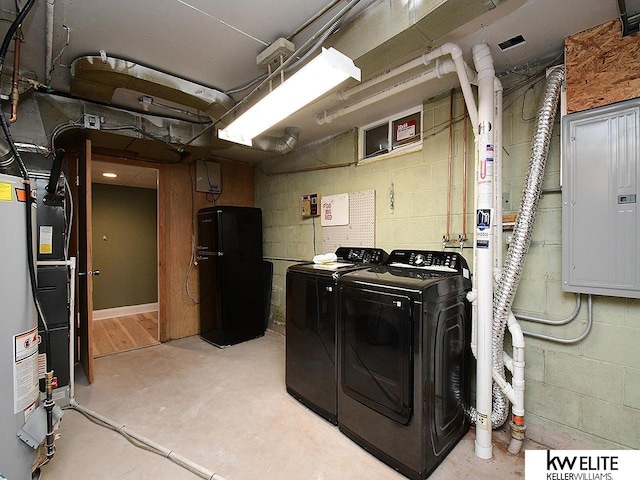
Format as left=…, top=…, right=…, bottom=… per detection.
left=525, top=450, right=640, bottom=480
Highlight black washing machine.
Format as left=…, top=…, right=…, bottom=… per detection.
left=337, top=250, right=472, bottom=480
left=285, top=247, right=388, bottom=424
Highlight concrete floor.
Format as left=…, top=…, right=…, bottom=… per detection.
left=40, top=331, right=544, bottom=480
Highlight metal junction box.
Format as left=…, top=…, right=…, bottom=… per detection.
left=562, top=98, right=640, bottom=298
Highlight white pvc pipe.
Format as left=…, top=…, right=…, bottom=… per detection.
left=493, top=78, right=504, bottom=278
left=507, top=311, right=525, bottom=419
left=335, top=56, right=426, bottom=100
left=317, top=62, right=445, bottom=125
left=317, top=42, right=479, bottom=136
left=425, top=43, right=479, bottom=134
left=472, top=42, right=496, bottom=461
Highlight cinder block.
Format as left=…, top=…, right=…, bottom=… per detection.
left=581, top=397, right=640, bottom=449
left=525, top=379, right=581, bottom=426
left=525, top=345, right=545, bottom=382
left=582, top=323, right=640, bottom=369
left=623, top=367, right=640, bottom=409
left=591, top=296, right=627, bottom=326
left=545, top=351, right=623, bottom=403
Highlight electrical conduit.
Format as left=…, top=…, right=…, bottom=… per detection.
left=70, top=401, right=227, bottom=480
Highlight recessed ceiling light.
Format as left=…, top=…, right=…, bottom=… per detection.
left=102, top=172, right=117, bottom=178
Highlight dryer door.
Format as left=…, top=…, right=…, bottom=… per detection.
left=340, top=287, right=413, bottom=424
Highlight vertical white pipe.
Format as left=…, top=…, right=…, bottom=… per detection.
left=472, top=42, right=496, bottom=460
left=507, top=311, right=525, bottom=418
left=493, top=78, right=504, bottom=279
left=423, top=43, right=479, bottom=134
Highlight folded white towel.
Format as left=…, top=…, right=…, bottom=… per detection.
left=312, top=253, right=338, bottom=264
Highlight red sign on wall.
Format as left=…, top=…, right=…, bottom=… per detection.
left=396, top=119, right=416, bottom=142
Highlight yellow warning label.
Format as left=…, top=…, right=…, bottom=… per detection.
left=0, top=182, right=12, bottom=201
left=39, top=226, right=53, bottom=254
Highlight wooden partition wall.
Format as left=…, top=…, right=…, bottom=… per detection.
left=89, top=151, right=255, bottom=342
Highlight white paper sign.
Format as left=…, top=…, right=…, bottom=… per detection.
left=321, top=193, right=349, bottom=226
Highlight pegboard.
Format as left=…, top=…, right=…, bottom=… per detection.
left=322, top=189, right=375, bottom=253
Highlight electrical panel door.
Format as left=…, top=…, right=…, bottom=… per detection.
left=562, top=98, right=640, bottom=298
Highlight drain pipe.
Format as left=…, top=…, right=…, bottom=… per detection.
left=493, top=78, right=504, bottom=276
left=506, top=311, right=526, bottom=453
left=317, top=42, right=479, bottom=136
left=471, top=42, right=496, bottom=460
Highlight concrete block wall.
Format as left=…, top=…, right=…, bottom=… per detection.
left=255, top=73, right=640, bottom=449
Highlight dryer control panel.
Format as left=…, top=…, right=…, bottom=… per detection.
left=335, top=247, right=388, bottom=265
left=386, top=250, right=469, bottom=274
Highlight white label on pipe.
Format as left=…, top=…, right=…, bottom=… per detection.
left=476, top=209, right=491, bottom=249
left=476, top=412, right=489, bottom=431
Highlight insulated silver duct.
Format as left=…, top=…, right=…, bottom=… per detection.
left=252, top=127, right=300, bottom=155
left=491, top=66, right=565, bottom=428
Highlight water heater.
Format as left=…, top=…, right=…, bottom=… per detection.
left=0, top=173, right=41, bottom=479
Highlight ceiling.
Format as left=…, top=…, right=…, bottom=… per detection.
left=0, top=0, right=630, bottom=178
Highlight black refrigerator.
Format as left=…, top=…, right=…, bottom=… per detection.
left=197, top=206, right=267, bottom=347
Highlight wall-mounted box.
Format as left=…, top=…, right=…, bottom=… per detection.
left=195, top=160, right=221, bottom=194
left=301, top=193, right=320, bottom=217
left=562, top=98, right=640, bottom=298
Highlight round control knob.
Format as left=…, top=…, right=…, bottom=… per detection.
left=414, top=253, right=425, bottom=265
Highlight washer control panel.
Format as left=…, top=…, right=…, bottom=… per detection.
left=335, top=247, right=389, bottom=265
left=386, top=250, right=469, bottom=274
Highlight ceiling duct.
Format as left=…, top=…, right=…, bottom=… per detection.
left=70, top=56, right=235, bottom=121
left=69, top=55, right=301, bottom=155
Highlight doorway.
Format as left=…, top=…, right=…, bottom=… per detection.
left=90, top=160, right=160, bottom=357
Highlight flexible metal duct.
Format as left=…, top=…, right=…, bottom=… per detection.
left=491, top=66, right=565, bottom=427
left=252, top=127, right=300, bottom=155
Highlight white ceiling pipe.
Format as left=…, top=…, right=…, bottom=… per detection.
left=317, top=59, right=450, bottom=125
left=335, top=56, right=427, bottom=100
left=317, top=42, right=479, bottom=135
left=471, top=41, right=496, bottom=461
left=423, top=43, right=479, bottom=134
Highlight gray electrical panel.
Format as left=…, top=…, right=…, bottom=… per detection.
left=562, top=98, right=640, bottom=298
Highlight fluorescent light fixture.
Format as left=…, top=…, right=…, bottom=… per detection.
left=218, top=47, right=361, bottom=147
left=102, top=172, right=117, bottom=178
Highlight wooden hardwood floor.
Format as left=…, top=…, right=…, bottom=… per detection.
left=93, top=311, right=160, bottom=357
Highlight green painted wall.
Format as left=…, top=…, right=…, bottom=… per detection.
left=255, top=75, right=640, bottom=450
left=92, top=183, right=158, bottom=310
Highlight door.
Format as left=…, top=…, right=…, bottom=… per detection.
left=77, top=139, right=95, bottom=383
left=340, top=286, right=413, bottom=424
left=285, top=270, right=337, bottom=420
